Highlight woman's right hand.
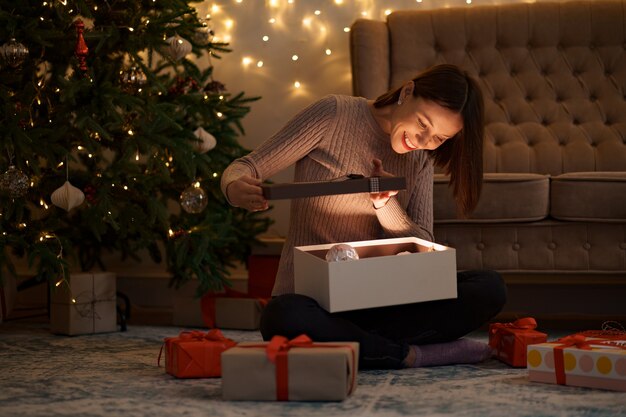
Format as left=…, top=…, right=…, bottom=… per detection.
left=226, top=175, right=269, bottom=212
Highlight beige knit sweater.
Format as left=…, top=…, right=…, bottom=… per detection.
left=221, top=95, right=434, bottom=295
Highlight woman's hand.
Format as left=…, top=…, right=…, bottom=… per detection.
left=226, top=175, right=269, bottom=212
left=370, top=158, right=399, bottom=209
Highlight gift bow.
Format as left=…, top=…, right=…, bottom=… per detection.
left=178, top=329, right=231, bottom=342
left=266, top=334, right=313, bottom=363
left=157, top=329, right=235, bottom=367
left=489, top=317, right=538, bottom=334
left=488, top=317, right=538, bottom=350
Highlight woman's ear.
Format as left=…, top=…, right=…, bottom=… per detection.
left=401, top=81, right=415, bottom=102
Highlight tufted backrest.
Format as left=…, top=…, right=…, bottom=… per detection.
left=351, top=1, right=626, bottom=174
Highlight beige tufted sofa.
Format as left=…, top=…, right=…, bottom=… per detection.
left=350, top=0, right=626, bottom=318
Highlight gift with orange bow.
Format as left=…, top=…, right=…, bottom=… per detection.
left=527, top=327, right=626, bottom=392
left=159, top=329, right=236, bottom=378
left=489, top=317, right=548, bottom=367
left=221, top=334, right=359, bottom=401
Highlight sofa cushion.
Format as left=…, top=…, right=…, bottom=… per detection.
left=551, top=172, right=626, bottom=221
left=434, top=173, right=549, bottom=223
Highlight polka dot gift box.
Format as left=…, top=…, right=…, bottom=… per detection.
left=527, top=333, right=626, bottom=392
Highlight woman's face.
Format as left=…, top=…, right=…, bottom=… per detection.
left=389, top=94, right=463, bottom=154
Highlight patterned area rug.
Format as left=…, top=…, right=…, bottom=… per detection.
left=0, top=323, right=625, bottom=417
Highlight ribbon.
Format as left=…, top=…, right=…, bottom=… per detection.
left=200, top=287, right=269, bottom=328
left=576, top=321, right=626, bottom=341
left=158, top=328, right=235, bottom=367
left=240, top=334, right=357, bottom=401
left=265, top=334, right=315, bottom=400
left=552, top=334, right=626, bottom=385
left=488, top=317, right=538, bottom=350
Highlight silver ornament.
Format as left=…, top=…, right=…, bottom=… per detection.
left=325, top=243, right=360, bottom=262
left=1, top=38, right=29, bottom=68
left=180, top=184, right=208, bottom=213
left=119, top=66, right=148, bottom=93
left=165, top=35, right=192, bottom=61
left=0, top=165, right=29, bottom=198
left=192, top=18, right=213, bottom=46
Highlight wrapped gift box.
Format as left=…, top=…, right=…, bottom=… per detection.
left=527, top=334, right=626, bottom=391
left=489, top=317, right=548, bottom=367
left=221, top=335, right=359, bottom=401
left=50, top=272, right=117, bottom=335
left=247, top=254, right=279, bottom=298
left=294, top=237, right=456, bottom=312
left=201, top=296, right=267, bottom=330
left=161, top=329, right=236, bottom=378
left=172, top=277, right=248, bottom=328
left=262, top=175, right=406, bottom=200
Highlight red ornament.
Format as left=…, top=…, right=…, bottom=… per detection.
left=74, top=19, right=89, bottom=72
left=83, top=185, right=97, bottom=204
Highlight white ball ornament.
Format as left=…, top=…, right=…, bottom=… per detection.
left=325, top=244, right=360, bottom=262
left=193, top=127, right=217, bottom=153
left=51, top=181, right=85, bottom=211
left=165, top=35, right=192, bottom=61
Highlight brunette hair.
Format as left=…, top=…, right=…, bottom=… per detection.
left=373, top=64, right=484, bottom=217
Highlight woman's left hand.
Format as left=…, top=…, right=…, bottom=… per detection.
left=370, top=158, right=399, bottom=209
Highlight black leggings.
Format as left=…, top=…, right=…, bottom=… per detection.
left=260, top=270, right=507, bottom=369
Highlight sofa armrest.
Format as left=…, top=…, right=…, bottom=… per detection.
left=349, top=19, right=390, bottom=99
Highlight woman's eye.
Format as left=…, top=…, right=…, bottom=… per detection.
left=417, top=119, right=426, bottom=129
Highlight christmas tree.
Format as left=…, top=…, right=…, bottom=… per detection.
left=0, top=0, right=271, bottom=295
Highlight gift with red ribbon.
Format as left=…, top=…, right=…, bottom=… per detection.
left=527, top=330, right=626, bottom=392
left=221, top=334, right=359, bottom=401
left=489, top=317, right=548, bottom=367
left=158, top=329, right=236, bottom=378
left=200, top=287, right=269, bottom=330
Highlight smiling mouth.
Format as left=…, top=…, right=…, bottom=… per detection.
left=403, top=131, right=418, bottom=150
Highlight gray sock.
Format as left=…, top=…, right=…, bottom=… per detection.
left=409, top=338, right=492, bottom=368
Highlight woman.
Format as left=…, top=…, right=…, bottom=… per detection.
left=221, top=64, right=506, bottom=369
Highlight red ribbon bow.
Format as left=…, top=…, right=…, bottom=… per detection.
left=157, top=329, right=235, bottom=367
left=490, top=317, right=537, bottom=334
left=266, top=334, right=313, bottom=363
left=178, top=329, right=229, bottom=342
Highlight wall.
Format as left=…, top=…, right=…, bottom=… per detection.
left=193, top=0, right=565, bottom=237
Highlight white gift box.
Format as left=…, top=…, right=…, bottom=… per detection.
left=294, top=237, right=457, bottom=312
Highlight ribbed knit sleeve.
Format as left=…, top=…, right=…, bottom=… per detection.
left=221, top=95, right=337, bottom=203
